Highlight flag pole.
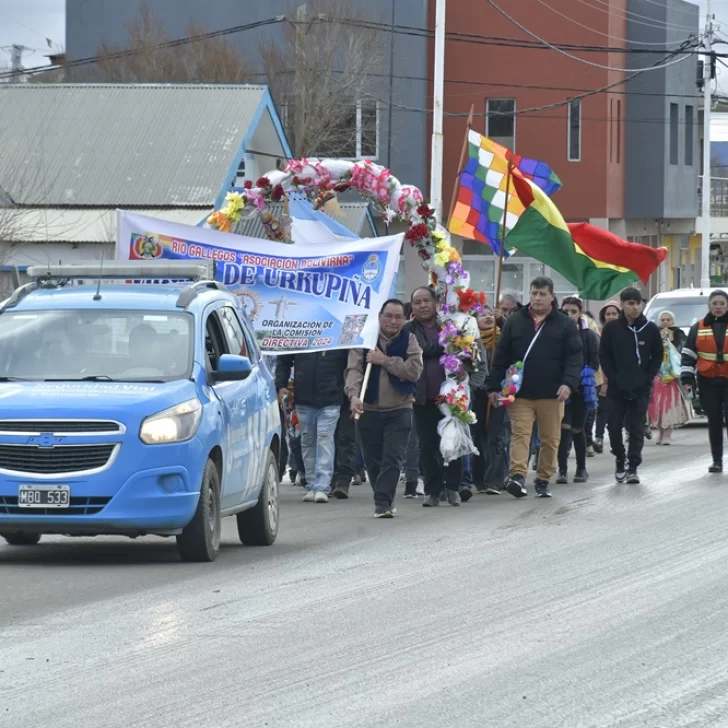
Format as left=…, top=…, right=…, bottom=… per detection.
left=486, top=162, right=513, bottom=428
left=445, top=104, right=475, bottom=231
left=354, top=362, right=373, bottom=422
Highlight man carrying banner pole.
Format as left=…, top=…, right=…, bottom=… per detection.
left=346, top=299, right=423, bottom=518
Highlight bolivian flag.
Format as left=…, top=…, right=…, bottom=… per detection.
left=507, top=172, right=667, bottom=299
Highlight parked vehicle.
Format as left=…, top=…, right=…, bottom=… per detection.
left=0, top=262, right=281, bottom=562
left=644, top=288, right=719, bottom=416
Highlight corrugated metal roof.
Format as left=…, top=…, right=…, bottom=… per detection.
left=0, top=84, right=268, bottom=207
left=233, top=202, right=374, bottom=239
left=4, top=208, right=208, bottom=243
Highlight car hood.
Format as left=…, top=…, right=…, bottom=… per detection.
left=0, top=380, right=198, bottom=422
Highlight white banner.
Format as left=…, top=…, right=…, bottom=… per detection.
left=116, top=210, right=403, bottom=355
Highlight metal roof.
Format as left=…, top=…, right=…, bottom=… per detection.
left=0, top=84, right=269, bottom=207
left=3, top=208, right=208, bottom=243
left=233, top=202, right=375, bottom=239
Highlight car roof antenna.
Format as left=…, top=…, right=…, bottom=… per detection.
left=93, top=252, right=105, bottom=301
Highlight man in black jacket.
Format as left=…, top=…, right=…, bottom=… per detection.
left=599, top=287, right=662, bottom=484
left=276, top=350, right=348, bottom=503
left=486, top=277, right=582, bottom=498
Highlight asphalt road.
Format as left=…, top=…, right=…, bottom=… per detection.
left=2, top=423, right=728, bottom=728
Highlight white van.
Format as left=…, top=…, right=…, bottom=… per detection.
left=643, top=288, right=720, bottom=335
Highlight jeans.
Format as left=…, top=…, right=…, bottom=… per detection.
left=358, top=409, right=412, bottom=509
left=607, top=395, right=649, bottom=471
left=471, top=391, right=510, bottom=490
left=404, top=426, right=420, bottom=492
left=698, top=376, right=728, bottom=463
left=296, top=404, right=341, bottom=493
left=414, top=400, right=463, bottom=496
left=558, top=389, right=589, bottom=473
left=509, top=398, right=564, bottom=482
left=332, top=396, right=356, bottom=488
left=461, top=454, right=473, bottom=487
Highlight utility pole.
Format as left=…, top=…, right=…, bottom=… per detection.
left=294, top=4, right=307, bottom=158
left=430, top=0, right=446, bottom=222
left=10, top=44, right=26, bottom=82
left=701, top=0, right=713, bottom=290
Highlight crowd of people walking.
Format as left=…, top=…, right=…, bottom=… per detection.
left=275, top=276, right=709, bottom=518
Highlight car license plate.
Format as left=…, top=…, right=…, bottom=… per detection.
left=18, top=485, right=71, bottom=508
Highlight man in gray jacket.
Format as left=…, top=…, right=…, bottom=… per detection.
left=346, top=299, right=423, bottom=518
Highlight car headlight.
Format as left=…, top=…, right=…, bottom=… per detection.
left=140, top=398, right=202, bottom=445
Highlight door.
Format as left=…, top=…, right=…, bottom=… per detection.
left=205, top=306, right=255, bottom=509
left=217, top=305, right=263, bottom=502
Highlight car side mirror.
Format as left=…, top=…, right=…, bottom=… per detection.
left=209, top=354, right=252, bottom=383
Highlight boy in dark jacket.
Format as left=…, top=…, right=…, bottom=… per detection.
left=276, top=349, right=348, bottom=503
left=486, top=277, right=582, bottom=498
left=599, top=287, right=663, bottom=484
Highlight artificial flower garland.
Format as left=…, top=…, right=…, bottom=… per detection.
left=208, top=158, right=486, bottom=459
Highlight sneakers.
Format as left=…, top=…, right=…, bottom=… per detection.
left=415, top=478, right=425, bottom=496
left=303, top=490, right=316, bottom=502
left=615, top=463, right=627, bottom=483
left=446, top=490, right=461, bottom=506
left=505, top=475, right=528, bottom=498
left=483, top=487, right=502, bottom=495
left=586, top=445, right=595, bottom=458
left=404, top=481, right=419, bottom=498
left=709, top=461, right=723, bottom=473
left=314, top=491, right=329, bottom=503
left=458, top=487, right=472, bottom=503
left=556, top=471, right=568, bottom=484
left=573, top=469, right=589, bottom=483
left=422, top=495, right=440, bottom=507
left=593, top=438, right=603, bottom=454
left=626, top=471, right=640, bottom=485
left=534, top=479, right=552, bottom=498
left=374, top=508, right=394, bottom=518
left=351, top=472, right=363, bottom=486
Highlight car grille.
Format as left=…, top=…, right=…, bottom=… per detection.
left=0, top=495, right=112, bottom=516
left=0, top=444, right=117, bottom=474
left=0, top=420, right=121, bottom=434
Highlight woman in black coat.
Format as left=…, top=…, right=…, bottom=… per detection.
left=556, top=296, right=600, bottom=484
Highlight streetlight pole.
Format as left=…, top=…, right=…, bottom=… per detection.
left=701, top=0, right=713, bottom=289
left=430, top=0, right=446, bottom=222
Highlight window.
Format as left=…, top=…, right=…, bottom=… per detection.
left=568, top=99, right=581, bottom=162
left=218, top=306, right=248, bottom=359
left=486, top=98, right=515, bottom=150
left=685, top=105, right=694, bottom=166
left=670, top=103, right=679, bottom=165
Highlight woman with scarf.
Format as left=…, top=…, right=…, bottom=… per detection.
left=471, top=305, right=510, bottom=494
left=649, top=311, right=691, bottom=445
left=681, top=290, right=728, bottom=472
left=556, top=296, right=600, bottom=484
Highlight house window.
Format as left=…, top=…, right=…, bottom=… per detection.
left=685, top=105, right=694, bottom=166
left=568, top=99, right=581, bottom=162
left=670, top=103, right=679, bottom=165
left=486, top=98, right=515, bottom=150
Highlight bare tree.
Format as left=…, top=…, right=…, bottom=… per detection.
left=88, top=1, right=255, bottom=83
left=259, top=1, right=386, bottom=158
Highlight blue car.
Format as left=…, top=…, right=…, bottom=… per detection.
left=0, top=262, right=281, bottom=562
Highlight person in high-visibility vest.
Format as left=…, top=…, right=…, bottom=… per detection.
left=681, top=290, right=728, bottom=473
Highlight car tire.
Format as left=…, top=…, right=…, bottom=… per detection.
left=237, top=448, right=279, bottom=546
left=176, top=458, right=221, bottom=563
left=2, top=533, right=41, bottom=546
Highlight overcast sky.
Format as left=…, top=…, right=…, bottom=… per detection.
left=0, top=0, right=726, bottom=71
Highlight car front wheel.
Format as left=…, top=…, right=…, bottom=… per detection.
left=237, top=448, right=279, bottom=546
left=176, top=458, right=221, bottom=562
left=2, top=533, right=41, bottom=546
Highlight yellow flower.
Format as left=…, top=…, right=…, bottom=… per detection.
left=433, top=251, right=450, bottom=268
left=448, top=248, right=461, bottom=263
left=224, top=191, right=245, bottom=212
left=454, top=335, right=475, bottom=349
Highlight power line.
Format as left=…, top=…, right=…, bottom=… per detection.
left=574, top=0, right=696, bottom=32
left=485, top=0, right=699, bottom=73
left=533, top=0, right=692, bottom=47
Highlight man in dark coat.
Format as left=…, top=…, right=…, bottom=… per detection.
left=486, top=277, right=582, bottom=498
left=276, top=349, right=348, bottom=503
left=599, top=286, right=663, bottom=484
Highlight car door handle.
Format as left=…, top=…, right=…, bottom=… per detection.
left=238, top=398, right=247, bottom=415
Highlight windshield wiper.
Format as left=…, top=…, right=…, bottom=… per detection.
left=44, top=375, right=115, bottom=382
left=0, top=376, right=27, bottom=382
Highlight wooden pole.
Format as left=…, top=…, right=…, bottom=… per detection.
left=354, top=362, right=373, bottom=421
left=445, top=104, right=475, bottom=231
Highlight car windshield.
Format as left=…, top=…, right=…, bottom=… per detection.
left=645, top=298, right=710, bottom=330
left=0, top=310, right=193, bottom=382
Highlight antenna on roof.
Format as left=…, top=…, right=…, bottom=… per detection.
left=93, top=251, right=105, bottom=301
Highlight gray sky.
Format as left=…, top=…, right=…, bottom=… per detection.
left=0, top=0, right=726, bottom=72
